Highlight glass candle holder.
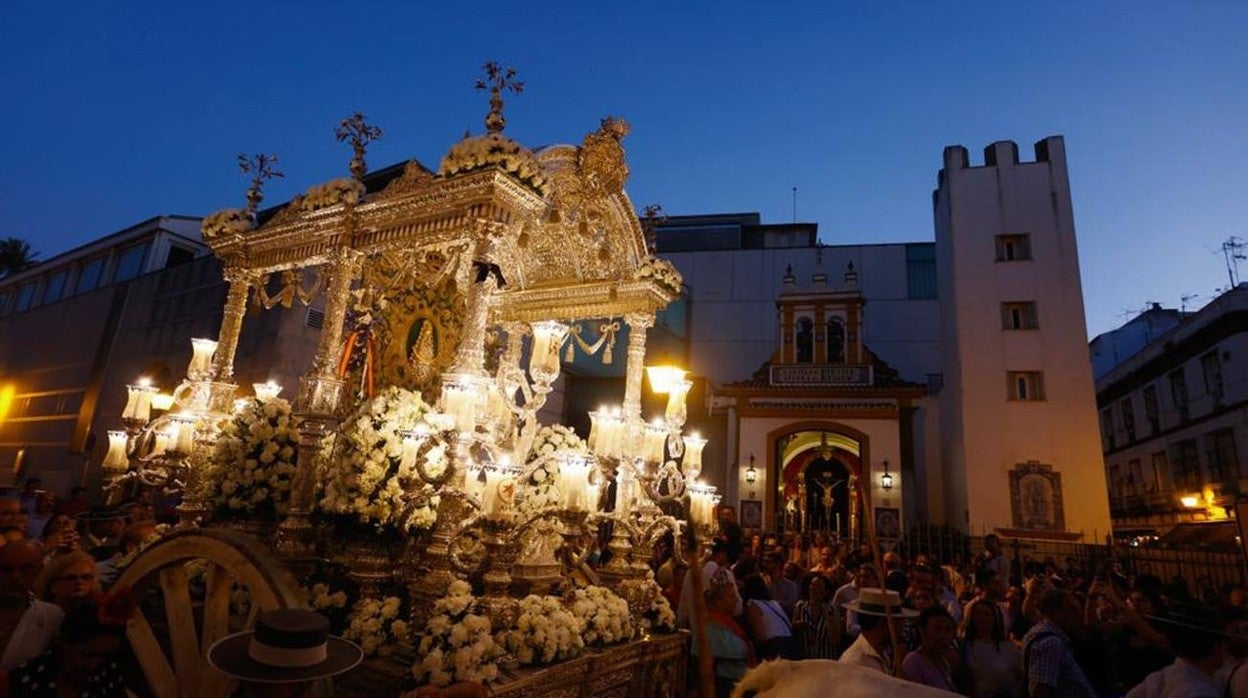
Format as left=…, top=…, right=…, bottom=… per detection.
left=253, top=380, right=282, bottom=401
left=102, top=431, right=130, bottom=472
left=529, top=321, right=569, bottom=385
left=188, top=338, right=219, bottom=381
left=664, top=379, right=692, bottom=430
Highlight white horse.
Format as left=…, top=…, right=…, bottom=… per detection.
left=731, top=659, right=960, bottom=698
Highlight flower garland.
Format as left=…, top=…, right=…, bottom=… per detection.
left=343, top=596, right=411, bottom=657
left=201, top=208, right=253, bottom=240
left=439, top=133, right=549, bottom=196
left=411, top=580, right=501, bottom=688
left=567, top=586, right=634, bottom=646
left=633, top=256, right=683, bottom=295
left=205, top=397, right=299, bottom=520
left=320, top=386, right=445, bottom=532
left=518, top=424, right=588, bottom=515
left=502, top=594, right=584, bottom=665
left=301, top=178, right=366, bottom=212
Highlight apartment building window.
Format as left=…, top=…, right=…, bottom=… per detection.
left=112, top=243, right=150, bottom=283
left=995, top=234, right=1032, bottom=262
left=1101, top=407, right=1116, bottom=450
left=906, top=243, right=937, bottom=299
left=76, top=257, right=106, bottom=294
left=42, top=270, right=67, bottom=304
left=1206, top=429, right=1239, bottom=484
left=1127, top=459, right=1143, bottom=496
left=1169, top=369, right=1189, bottom=423
left=1007, top=371, right=1045, bottom=401
left=1120, top=398, right=1136, bottom=443
left=1001, top=301, right=1038, bottom=330
left=1108, top=464, right=1122, bottom=501
left=1172, top=439, right=1201, bottom=488
left=1143, top=385, right=1160, bottom=435
left=14, top=282, right=37, bottom=312
left=1201, top=351, right=1224, bottom=405
left=1150, top=451, right=1168, bottom=493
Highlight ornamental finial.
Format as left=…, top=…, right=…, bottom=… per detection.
left=641, top=204, right=666, bottom=254
left=237, top=153, right=284, bottom=217
left=335, top=111, right=384, bottom=181
left=475, top=61, right=524, bottom=134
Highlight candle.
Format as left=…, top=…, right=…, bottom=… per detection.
left=665, top=380, right=692, bottom=430
left=587, top=408, right=603, bottom=452
left=171, top=416, right=196, bottom=455
left=482, top=468, right=501, bottom=515
left=586, top=481, right=600, bottom=513
left=442, top=383, right=478, bottom=434
left=529, top=321, right=569, bottom=384
left=683, top=433, right=707, bottom=476
left=102, top=431, right=130, bottom=472
left=151, top=430, right=170, bottom=457
left=188, top=338, right=219, bottom=381
left=464, top=466, right=485, bottom=502
left=253, top=380, right=282, bottom=401
left=836, top=512, right=841, bottom=533
left=643, top=421, right=667, bottom=463
left=615, top=469, right=633, bottom=518
left=560, top=455, right=591, bottom=511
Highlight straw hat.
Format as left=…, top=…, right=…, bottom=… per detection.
left=208, top=609, right=363, bottom=684
left=842, top=587, right=919, bottom=618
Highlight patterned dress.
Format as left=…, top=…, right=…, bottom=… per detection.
left=0, top=653, right=128, bottom=698
left=793, top=599, right=839, bottom=659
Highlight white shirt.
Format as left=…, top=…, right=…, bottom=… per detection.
left=1126, top=658, right=1221, bottom=698
left=840, top=632, right=890, bottom=674
left=0, top=599, right=63, bottom=670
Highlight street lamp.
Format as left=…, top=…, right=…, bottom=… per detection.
left=645, top=364, right=687, bottom=395
left=744, top=454, right=757, bottom=485
left=880, top=459, right=893, bottom=491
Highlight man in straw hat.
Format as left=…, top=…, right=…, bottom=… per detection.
left=840, top=587, right=917, bottom=674
left=1126, top=601, right=1235, bottom=698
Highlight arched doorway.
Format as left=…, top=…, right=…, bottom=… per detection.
left=768, top=423, right=868, bottom=539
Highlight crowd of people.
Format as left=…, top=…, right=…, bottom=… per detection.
left=644, top=518, right=1248, bottom=698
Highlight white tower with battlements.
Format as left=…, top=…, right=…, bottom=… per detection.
left=934, top=137, right=1111, bottom=540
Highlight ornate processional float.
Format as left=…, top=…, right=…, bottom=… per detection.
left=101, top=64, right=716, bottom=697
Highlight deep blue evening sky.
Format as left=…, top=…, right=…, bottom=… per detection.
left=2, top=1, right=1246, bottom=336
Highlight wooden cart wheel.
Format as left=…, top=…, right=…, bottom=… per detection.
left=115, top=528, right=306, bottom=698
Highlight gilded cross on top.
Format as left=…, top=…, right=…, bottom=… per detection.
left=237, top=153, right=284, bottom=217
left=476, top=61, right=524, bottom=134
left=335, top=112, right=384, bottom=181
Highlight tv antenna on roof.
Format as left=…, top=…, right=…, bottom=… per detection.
left=1221, top=236, right=1246, bottom=287
left=1180, top=293, right=1199, bottom=316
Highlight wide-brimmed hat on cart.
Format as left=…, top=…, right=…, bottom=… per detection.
left=208, top=609, right=363, bottom=684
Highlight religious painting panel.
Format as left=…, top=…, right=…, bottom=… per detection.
left=874, top=506, right=901, bottom=541
left=740, top=500, right=763, bottom=531
left=1009, top=461, right=1066, bottom=531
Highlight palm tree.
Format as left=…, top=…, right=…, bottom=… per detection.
left=0, top=238, right=38, bottom=278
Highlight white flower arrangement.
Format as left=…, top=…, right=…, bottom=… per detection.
left=633, top=256, right=683, bottom=295
left=502, top=594, right=584, bottom=665
left=301, top=177, right=366, bottom=212
left=343, top=596, right=410, bottom=657
left=307, top=582, right=349, bottom=613
left=439, top=133, right=549, bottom=196
left=205, top=397, right=299, bottom=520
left=201, top=207, right=253, bottom=239
left=639, top=577, right=676, bottom=632
left=412, top=580, right=501, bottom=688
left=518, top=424, right=589, bottom=515
left=320, top=386, right=446, bottom=533
left=567, top=585, right=634, bottom=646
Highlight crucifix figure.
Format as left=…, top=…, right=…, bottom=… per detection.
left=810, top=477, right=845, bottom=534
left=335, top=111, right=383, bottom=181
left=476, top=61, right=524, bottom=134
left=237, top=153, right=284, bottom=217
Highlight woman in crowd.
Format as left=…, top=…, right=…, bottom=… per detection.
left=901, top=584, right=939, bottom=652
left=740, top=573, right=801, bottom=660
left=900, top=606, right=958, bottom=692
left=39, top=514, right=79, bottom=554
left=1102, top=583, right=1172, bottom=692
left=691, top=568, right=755, bottom=698
left=957, top=597, right=1020, bottom=698
left=792, top=573, right=841, bottom=659
left=0, top=590, right=136, bottom=697
left=34, top=551, right=98, bottom=609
